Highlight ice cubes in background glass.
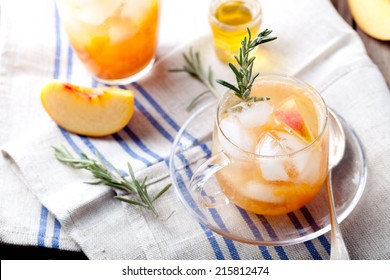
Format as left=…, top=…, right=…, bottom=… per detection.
left=219, top=115, right=256, bottom=155
left=235, top=101, right=274, bottom=129
left=75, top=0, right=123, bottom=26
left=121, top=0, right=154, bottom=22
left=243, top=181, right=285, bottom=203
left=108, top=19, right=136, bottom=43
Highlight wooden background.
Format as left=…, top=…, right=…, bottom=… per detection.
left=331, top=0, right=390, bottom=89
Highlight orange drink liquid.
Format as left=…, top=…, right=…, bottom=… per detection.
left=209, top=0, right=262, bottom=63
left=213, top=75, right=329, bottom=215
left=56, top=0, right=160, bottom=84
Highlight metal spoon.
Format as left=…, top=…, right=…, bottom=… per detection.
left=327, top=109, right=350, bottom=260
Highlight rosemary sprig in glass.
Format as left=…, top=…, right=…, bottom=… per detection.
left=170, top=48, right=219, bottom=111
left=53, top=146, right=171, bottom=217
left=170, top=29, right=276, bottom=110
left=216, top=28, right=277, bottom=102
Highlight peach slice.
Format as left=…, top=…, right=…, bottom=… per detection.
left=348, top=0, right=390, bottom=41
left=275, top=96, right=314, bottom=142
left=41, top=81, right=134, bottom=137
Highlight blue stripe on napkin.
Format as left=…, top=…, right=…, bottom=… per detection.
left=175, top=171, right=225, bottom=259
left=122, top=126, right=165, bottom=162
left=132, top=82, right=208, bottom=153
left=256, top=215, right=289, bottom=259
left=112, top=133, right=153, bottom=167
left=53, top=4, right=61, bottom=81
left=300, top=207, right=330, bottom=255
left=37, top=206, right=48, bottom=247
left=287, top=212, right=322, bottom=259
left=133, top=98, right=175, bottom=143
left=52, top=219, right=61, bottom=249
left=37, top=3, right=63, bottom=249
left=66, top=45, right=73, bottom=81
left=237, top=208, right=274, bottom=259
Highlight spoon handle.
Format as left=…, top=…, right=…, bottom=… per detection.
left=326, top=172, right=350, bottom=260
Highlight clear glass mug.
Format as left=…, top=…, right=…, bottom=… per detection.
left=190, top=74, right=329, bottom=216
left=56, top=0, right=160, bottom=85
left=209, top=0, right=262, bottom=63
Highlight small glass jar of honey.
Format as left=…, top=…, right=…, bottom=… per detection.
left=209, top=0, right=263, bottom=63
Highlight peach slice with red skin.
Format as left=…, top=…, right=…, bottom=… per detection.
left=41, top=81, right=134, bottom=137
left=275, top=96, right=314, bottom=143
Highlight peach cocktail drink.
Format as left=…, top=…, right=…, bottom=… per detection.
left=191, top=75, right=329, bottom=216
left=56, top=0, right=159, bottom=84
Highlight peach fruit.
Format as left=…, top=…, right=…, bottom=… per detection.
left=348, top=0, right=390, bottom=41
left=275, top=96, right=314, bottom=142
left=41, top=81, right=134, bottom=137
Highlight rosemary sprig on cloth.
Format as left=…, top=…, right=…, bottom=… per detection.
left=170, top=48, right=219, bottom=111
left=53, top=146, right=171, bottom=217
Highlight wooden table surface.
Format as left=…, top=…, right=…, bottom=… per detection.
left=331, top=0, right=390, bottom=89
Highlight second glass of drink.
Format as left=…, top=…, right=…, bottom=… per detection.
left=56, top=0, right=160, bottom=85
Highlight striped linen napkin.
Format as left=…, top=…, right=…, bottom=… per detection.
left=1, top=0, right=390, bottom=259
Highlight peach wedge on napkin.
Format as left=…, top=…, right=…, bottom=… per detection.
left=41, top=81, right=134, bottom=137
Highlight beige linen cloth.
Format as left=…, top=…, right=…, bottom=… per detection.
left=1, top=0, right=389, bottom=259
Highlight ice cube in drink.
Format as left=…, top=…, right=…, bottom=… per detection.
left=213, top=76, right=329, bottom=215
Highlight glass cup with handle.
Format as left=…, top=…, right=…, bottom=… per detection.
left=190, top=74, right=329, bottom=216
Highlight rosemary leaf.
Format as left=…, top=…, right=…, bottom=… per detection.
left=217, top=28, right=277, bottom=102
left=53, top=146, right=171, bottom=217
left=170, top=48, right=219, bottom=111
left=114, top=196, right=148, bottom=208
left=152, top=183, right=172, bottom=202
left=215, top=79, right=240, bottom=94
left=228, top=63, right=241, bottom=79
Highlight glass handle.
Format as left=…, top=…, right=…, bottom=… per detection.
left=190, top=151, right=231, bottom=208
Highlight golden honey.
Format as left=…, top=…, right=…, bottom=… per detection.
left=209, top=0, right=262, bottom=63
